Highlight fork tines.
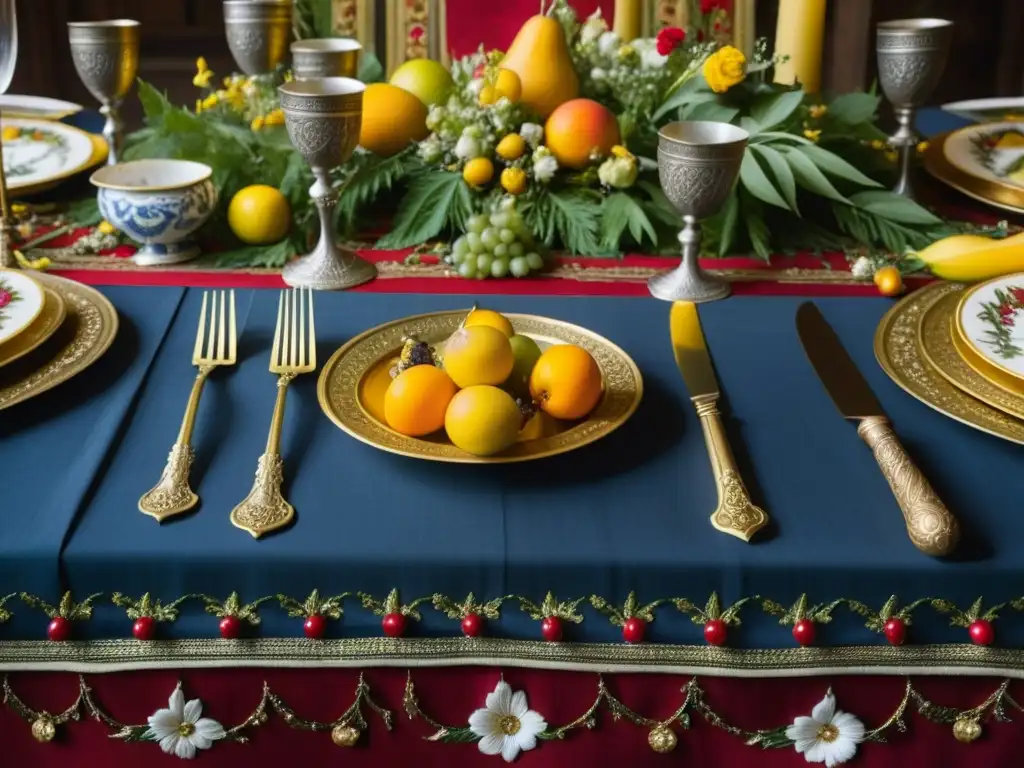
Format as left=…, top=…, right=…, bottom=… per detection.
left=271, top=288, right=316, bottom=373
left=193, top=290, right=237, bottom=365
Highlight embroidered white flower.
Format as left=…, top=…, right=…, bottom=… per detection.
left=467, top=78, right=485, bottom=96
left=851, top=256, right=874, bottom=279
left=145, top=687, right=226, bottom=760
left=469, top=681, right=547, bottom=762
left=418, top=135, right=443, bottom=164
left=455, top=133, right=483, bottom=161
left=532, top=147, right=559, bottom=183
left=785, top=691, right=864, bottom=767
left=579, top=10, right=607, bottom=45
left=597, top=31, right=621, bottom=56
left=519, top=123, right=544, bottom=148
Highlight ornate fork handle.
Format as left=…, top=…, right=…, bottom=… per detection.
left=694, top=397, right=769, bottom=542
left=138, top=365, right=215, bottom=521
left=230, top=375, right=296, bottom=538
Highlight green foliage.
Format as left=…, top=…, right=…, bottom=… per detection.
left=524, top=187, right=602, bottom=255
left=293, top=0, right=334, bottom=39
left=599, top=192, right=658, bottom=252
left=375, top=171, right=473, bottom=249
left=336, top=148, right=418, bottom=234
left=66, top=196, right=102, bottom=227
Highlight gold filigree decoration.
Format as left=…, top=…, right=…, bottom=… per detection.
left=137, top=443, right=197, bottom=519
left=403, top=0, right=429, bottom=60
left=2, top=675, right=83, bottom=742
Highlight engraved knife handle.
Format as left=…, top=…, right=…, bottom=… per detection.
left=695, top=398, right=769, bottom=542
left=857, top=416, right=960, bottom=557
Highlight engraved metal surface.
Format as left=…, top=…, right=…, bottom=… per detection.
left=224, top=0, right=293, bottom=76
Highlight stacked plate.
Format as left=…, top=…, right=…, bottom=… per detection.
left=875, top=276, right=1024, bottom=445
left=0, top=269, right=118, bottom=411
left=924, top=122, right=1024, bottom=215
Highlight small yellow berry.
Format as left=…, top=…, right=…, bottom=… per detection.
left=884, top=150, right=898, bottom=163
left=1, top=125, right=20, bottom=141
left=10, top=202, right=27, bottom=216
left=808, top=104, right=828, bottom=119
left=917, top=140, right=930, bottom=154
left=496, top=133, right=526, bottom=161
left=264, top=109, right=285, bottom=126
left=251, top=116, right=265, bottom=131
left=494, top=69, right=522, bottom=103
left=98, top=220, right=117, bottom=235
left=463, top=157, right=495, bottom=187
left=479, top=85, right=499, bottom=106
left=500, top=167, right=528, bottom=195
left=870, top=139, right=886, bottom=150
left=873, top=265, right=904, bottom=297
left=611, top=145, right=632, bottom=159
left=803, top=129, right=821, bottom=142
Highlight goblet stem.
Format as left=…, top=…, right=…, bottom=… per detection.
left=890, top=105, right=917, bottom=199
left=648, top=216, right=730, bottom=303
left=100, top=101, right=123, bottom=165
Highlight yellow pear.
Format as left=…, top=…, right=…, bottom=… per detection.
left=500, top=15, right=579, bottom=118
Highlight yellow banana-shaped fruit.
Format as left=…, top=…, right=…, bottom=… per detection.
left=913, top=231, right=1024, bottom=282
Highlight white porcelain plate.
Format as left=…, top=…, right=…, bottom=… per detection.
left=2, top=119, right=96, bottom=192
left=0, top=268, right=45, bottom=346
left=944, top=122, right=1024, bottom=190
left=942, top=97, right=1024, bottom=124
left=957, top=274, right=1024, bottom=381
left=0, top=94, right=83, bottom=120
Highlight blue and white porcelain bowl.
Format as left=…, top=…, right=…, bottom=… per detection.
left=90, top=159, right=217, bottom=266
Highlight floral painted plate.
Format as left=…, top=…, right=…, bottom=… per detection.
left=0, top=268, right=45, bottom=346
left=943, top=122, right=1024, bottom=190
left=2, top=119, right=97, bottom=193
left=956, top=274, right=1024, bottom=382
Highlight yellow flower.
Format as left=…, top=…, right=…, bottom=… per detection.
left=223, top=88, right=245, bottom=110
left=10, top=202, right=27, bottom=216
left=884, top=150, right=898, bottom=163
left=611, top=145, right=633, bottom=159
left=618, top=44, right=636, bottom=60
left=803, top=129, right=821, bottom=142
left=1, top=125, right=20, bottom=141
left=808, top=104, right=828, bottom=119
left=193, top=56, right=214, bottom=89
left=195, top=98, right=204, bottom=114
left=264, top=109, right=285, bottom=126
left=251, top=116, right=265, bottom=131
left=870, top=139, right=886, bottom=151
left=98, top=220, right=116, bottom=235
left=703, top=45, right=746, bottom=93
left=917, top=140, right=930, bottom=154
left=201, top=94, right=219, bottom=110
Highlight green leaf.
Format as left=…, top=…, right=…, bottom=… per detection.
left=336, top=148, right=416, bottom=232
left=717, top=189, right=739, bottom=256
left=750, top=89, right=805, bottom=131
left=652, top=76, right=712, bottom=122
left=749, top=145, right=799, bottom=214
left=600, top=192, right=657, bottom=251
left=215, top=240, right=295, bottom=268
left=376, top=172, right=467, bottom=249
left=739, top=116, right=761, bottom=135
left=358, top=51, right=385, bottom=84
left=826, top=92, right=881, bottom=125
left=796, top=145, right=883, bottom=188
left=681, top=101, right=740, bottom=124
left=66, top=197, right=103, bottom=227
left=136, top=79, right=172, bottom=123
left=527, top=188, right=601, bottom=255
left=741, top=193, right=772, bottom=260
left=740, top=150, right=791, bottom=212
left=849, top=190, right=943, bottom=225
left=782, top=147, right=850, bottom=204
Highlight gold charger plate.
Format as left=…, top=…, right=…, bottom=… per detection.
left=0, top=286, right=67, bottom=369
left=923, top=132, right=1024, bottom=215
left=0, top=273, right=118, bottom=411
left=918, top=289, right=1024, bottom=420
left=317, top=310, right=644, bottom=463
left=875, top=281, right=1024, bottom=445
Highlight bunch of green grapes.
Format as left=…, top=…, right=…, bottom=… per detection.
left=447, top=209, right=546, bottom=279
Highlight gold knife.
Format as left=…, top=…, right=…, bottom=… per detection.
left=670, top=302, right=769, bottom=542
left=795, top=302, right=960, bottom=557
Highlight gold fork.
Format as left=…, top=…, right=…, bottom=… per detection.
left=139, top=290, right=237, bottom=521
left=230, top=288, right=315, bottom=538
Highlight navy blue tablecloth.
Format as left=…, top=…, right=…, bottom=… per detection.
left=4, top=287, right=1023, bottom=647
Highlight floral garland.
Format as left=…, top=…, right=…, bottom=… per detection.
left=4, top=590, right=1023, bottom=648
left=2, top=673, right=1019, bottom=762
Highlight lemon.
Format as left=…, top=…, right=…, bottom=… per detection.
left=501, top=167, right=527, bottom=195
left=494, top=69, right=522, bottom=103
left=445, top=385, right=521, bottom=456
left=463, top=157, right=495, bottom=187
left=389, top=58, right=454, bottom=107
left=443, top=326, right=513, bottom=388
left=496, top=133, right=526, bottom=161
left=227, top=185, right=291, bottom=245
left=465, top=308, right=514, bottom=338
left=360, top=83, right=430, bottom=157
left=479, top=86, right=499, bottom=106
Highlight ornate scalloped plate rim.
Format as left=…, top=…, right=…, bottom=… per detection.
left=874, top=282, right=1024, bottom=445
left=924, top=133, right=1024, bottom=214
left=317, top=309, right=644, bottom=464
left=1, top=638, right=1023, bottom=678
left=0, top=286, right=67, bottom=369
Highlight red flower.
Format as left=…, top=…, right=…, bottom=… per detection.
left=1002, top=316, right=1015, bottom=326
left=701, top=0, right=729, bottom=14
left=656, top=27, right=686, bottom=56
left=1012, top=288, right=1024, bottom=304
left=0, top=290, right=10, bottom=308
left=999, top=303, right=1014, bottom=316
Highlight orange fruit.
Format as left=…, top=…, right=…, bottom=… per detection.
left=529, top=344, right=603, bottom=420
left=359, top=83, right=430, bottom=157
left=463, top=157, right=494, bottom=187
left=873, top=265, right=904, bottom=297
left=443, top=326, right=514, bottom=388
left=464, top=308, right=514, bottom=338
left=444, top=385, right=522, bottom=456
left=384, top=365, right=458, bottom=437
left=544, top=99, right=621, bottom=170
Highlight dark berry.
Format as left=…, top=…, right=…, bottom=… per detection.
left=541, top=616, right=562, bottom=642
left=622, top=617, right=646, bottom=644
left=792, top=619, right=816, bottom=647
left=382, top=613, right=406, bottom=637
left=47, top=617, right=71, bottom=642
left=883, top=618, right=906, bottom=646
left=304, top=615, right=327, bottom=639
left=133, top=616, right=156, bottom=641
left=969, top=619, right=994, bottom=646
left=219, top=616, right=242, bottom=639
left=462, top=613, right=484, bottom=638
left=703, top=619, right=727, bottom=646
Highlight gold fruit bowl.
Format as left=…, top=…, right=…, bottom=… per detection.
left=317, top=310, right=643, bottom=463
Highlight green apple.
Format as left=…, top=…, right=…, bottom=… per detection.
left=389, top=59, right=454, bottom=107
left=508, top=334, right=542, bottom=393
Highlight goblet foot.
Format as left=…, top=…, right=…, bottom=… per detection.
left=283, top=243, right=377, bottom=290
left=133, top=241, right=201, bottom=266
left=648, top=263, right=730, bottom=303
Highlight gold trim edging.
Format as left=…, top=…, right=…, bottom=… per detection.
left=2, top=638, right=1024, bottom=677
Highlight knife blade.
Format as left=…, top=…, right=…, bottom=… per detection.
left=670, top=302, right=768, bottom=542
left=795, top=301, right=960, bottom=557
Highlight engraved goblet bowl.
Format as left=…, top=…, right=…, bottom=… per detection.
left=649, top=121, right=748, bottom=303
left=876, top=18, right=953, bottom=109
left=223, top=0, right=293, bottom=77
left=291, top=38, right=362, bottom=81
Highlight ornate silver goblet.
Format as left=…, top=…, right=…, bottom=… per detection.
left=291, top=38, right=362, bottom=81
left=67, top=19, right=140, bottom=165
left=224, top=0, right=293, bottom=77
left=648, top=121, right=748, bottom=303
left=876, top=19, right=953, bottom=199
left=278, top=78, right=376, bottom=290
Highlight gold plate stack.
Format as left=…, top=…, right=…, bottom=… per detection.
left=0, top=272, right=118, bottom=411
left=875, top=280, right=1024, bottom=444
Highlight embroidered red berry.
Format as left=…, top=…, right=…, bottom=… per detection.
left=703, top=619, right=727, bottom=646
left=461, top=613, right=484, bottom=638
left=304, top=614, right=327, bottom=639
left=622, top=617, right=646, bottom=644
left=0, top=290, right=11, bottom=308
left=133, top=616, right=156, bottom=641
left=541, top=616, right=563, bottom=642
left=382, top=612, right=406, bottom=638
left=47, top=617, right=71, bottom=642
left=969, top=619, right=994, bottom=646
left=792, top=619, right=816, bottom=647
left=883, top=617, right=906, bottom=646
left=219, top=615, right=242, bottom=639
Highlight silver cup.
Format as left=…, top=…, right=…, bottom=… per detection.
left=224, top=0, right=293, bottom=77
left=68, top=19, right=140, bottom=165
left=291, top=38, right=362, bottom=81
left=877, top=18, right=953, bottom=199
left=278, top=77, right=376, bottom=290
left=648, top=121, right=748, bottom=303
